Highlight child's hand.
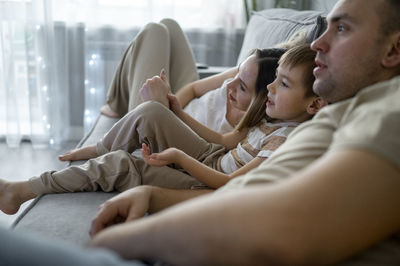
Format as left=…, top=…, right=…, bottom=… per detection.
left=167, top=93, right=183, bottom=115
left=142, top=143, right=181, bottom=167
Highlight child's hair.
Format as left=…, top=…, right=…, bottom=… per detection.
left=236, top=44, right=317, bottom=131
left=235, top=48, right=286, bottom=131
left=278, top=44, right=317, bottom=97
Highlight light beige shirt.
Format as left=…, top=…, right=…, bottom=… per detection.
left=219, top=75, right=400, bottom=264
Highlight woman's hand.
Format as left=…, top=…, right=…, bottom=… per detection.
left=142, top=143, right=182, bottom=167
left=140, top=69, right=171, bottom=108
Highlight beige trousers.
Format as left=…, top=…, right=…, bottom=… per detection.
left=106, top=18, right=199, bottom=116
left=29, top=102, right=226, bottom=195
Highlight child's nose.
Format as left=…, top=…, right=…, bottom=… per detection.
left=267, top=82, right=275, bottom=93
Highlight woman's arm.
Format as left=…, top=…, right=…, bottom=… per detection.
left=168, top=94, right=247, bottom=149
left=176, top=110, right=247, bottom=149
left=142, top=144, right=264, bottom=189
left=175, top=67, right=238, bottom=108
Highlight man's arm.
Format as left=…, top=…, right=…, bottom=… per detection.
left=89, top=185, right=212, bottom=236
left=89, top=148, right=400, bottom=265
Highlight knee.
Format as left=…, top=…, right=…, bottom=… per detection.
left=142, top=22, right=169, bottom=40
left=160, top=18, right=180, bottom=30
left=135, top=101, right=170, bottom=121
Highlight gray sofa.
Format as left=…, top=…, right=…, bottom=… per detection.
left=12, top=8, right=326, bottom=245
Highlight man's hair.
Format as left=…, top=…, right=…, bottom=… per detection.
left=278, top=44, right=317, bottom=97
left=380, top=0, right=400, bottom=35
left=235, top=48, right=286, bottom=131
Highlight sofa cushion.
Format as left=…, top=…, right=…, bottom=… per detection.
left=237, top=8, right=327, bottom=64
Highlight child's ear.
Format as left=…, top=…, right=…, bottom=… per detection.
left=307, top=97, right=328, bottom=115
left=382, top=32, right=400, bottom=68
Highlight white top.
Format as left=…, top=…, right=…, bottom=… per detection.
left=219, top=119, right=299, bottom=174
left=183, top=79, right=234, bottom=134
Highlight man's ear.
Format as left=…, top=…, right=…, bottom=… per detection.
left=307, top=97, right=328, bottom=115
left=382, top=32, right=400, bottom=68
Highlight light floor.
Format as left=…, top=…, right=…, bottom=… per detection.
left=0, top=140, right=78, bottom=226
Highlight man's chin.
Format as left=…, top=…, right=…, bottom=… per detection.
left=313, top=79, right=337, bottom=103
left=312, top=80, right=324, bottom=97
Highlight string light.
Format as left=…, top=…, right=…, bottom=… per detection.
left=42, top=85, right=48, bottom=92
left=90, top=87, right=96, bottom=94
left=89, top=60, right=94, bottom=65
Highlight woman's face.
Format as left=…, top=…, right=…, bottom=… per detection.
left=226, top=54, right=258, bottom=111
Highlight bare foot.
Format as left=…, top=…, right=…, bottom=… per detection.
left=0, top=179, right=36, bottom=215
left=100, top=104, right=120, bottom=118
left=58, top=145, right=98, bottom=162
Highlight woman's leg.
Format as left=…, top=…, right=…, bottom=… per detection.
left=26, top=102, right=222, bottom=195
left=160, top=18, right=198, bottom=93
left=60, top=97, right=223, bottom=163
left=96, top=101, right=225, bottom=160
left=105, top=22, right=172, bottom=117
left=105, top=19, right=198, bottom=117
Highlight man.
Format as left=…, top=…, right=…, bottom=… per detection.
left=87, top=0, right=400, bottom=264
left=1, top=0, right=399, bottom=265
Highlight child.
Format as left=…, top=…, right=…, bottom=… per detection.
left=0, top=44, right=326, bottom=215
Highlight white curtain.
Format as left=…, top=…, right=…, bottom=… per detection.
left=0, top=0, right=245, bottom=148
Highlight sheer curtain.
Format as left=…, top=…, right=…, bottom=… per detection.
left=0, top=0, right=68, bottom=148
left=0, top=0, right=245, bottom=148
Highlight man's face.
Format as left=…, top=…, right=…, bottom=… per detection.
left=311, top=0, right=388, bottom=103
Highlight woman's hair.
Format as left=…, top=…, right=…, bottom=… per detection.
left=235, top=48, right=286, bottom=131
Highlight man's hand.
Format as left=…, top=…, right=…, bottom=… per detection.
left=139, top=69, right=171, bottom=108
left=142, top=143, right=182, bottom=167
left=89, top=186, right=152, bottom=237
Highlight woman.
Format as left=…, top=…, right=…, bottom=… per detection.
left=101, top=18, right=285, bottom=133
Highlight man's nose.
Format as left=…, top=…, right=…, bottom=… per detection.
left=311, top=31, right=329, bottom=53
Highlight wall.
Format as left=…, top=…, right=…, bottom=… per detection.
left=310, top=0, right=338, bottom=11
left=255, top=0, right=338, bottom=11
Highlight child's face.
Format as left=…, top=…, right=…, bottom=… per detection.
left=266, top=64, right=314, bottom=122
left=226, top=54, right=258, bottom=111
